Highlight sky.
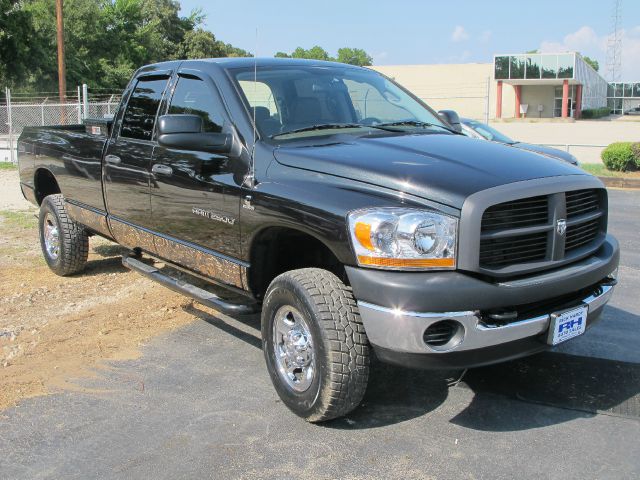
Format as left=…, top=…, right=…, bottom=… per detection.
left=178, top=0, right=640, bottom=80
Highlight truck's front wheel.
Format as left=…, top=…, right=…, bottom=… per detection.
left=39, top=194, right=89, bottom=276
left=261, top=268, right=370, bottom=422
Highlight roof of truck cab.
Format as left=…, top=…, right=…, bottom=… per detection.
left=195, top=57, right=364, bottom=69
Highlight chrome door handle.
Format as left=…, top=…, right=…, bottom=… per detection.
left=151, top=164, right=173, bottom=175
left=105, top=155, right=121, bottom=165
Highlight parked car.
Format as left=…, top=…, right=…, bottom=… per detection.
left=18, top=58, right=618, bottom=422
left=624, top=106, right=640, bottom=116
left=456, top=116, right=580, bottom=165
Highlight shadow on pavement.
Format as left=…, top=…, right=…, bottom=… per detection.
left=184, top=303, right=262, bottom=349
left=451, top=348, right=640, bottom=431
left=327, top=361, right=455, bottom=429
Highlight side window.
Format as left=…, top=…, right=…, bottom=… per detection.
left=121, top=77, right=168, bottom=141
left=168, top=77, right=225, bottom=133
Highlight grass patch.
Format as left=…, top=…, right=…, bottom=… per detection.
left=581, top=163, right=640, bottom=178
left=0, top=162, right=17, bottom=170
left=0, top=210, right=38, bottom=229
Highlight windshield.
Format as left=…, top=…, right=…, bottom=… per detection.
left=231, top=65, right=448, bottom=139
left=463, top=119, right=515, bottom=144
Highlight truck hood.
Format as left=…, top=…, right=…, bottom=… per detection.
left=274, top=133, right=586, bottom=209
left=511, top=142, right=578, bottom=165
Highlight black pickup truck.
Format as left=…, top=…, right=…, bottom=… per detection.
left=18, top=58, right=619, bottom=422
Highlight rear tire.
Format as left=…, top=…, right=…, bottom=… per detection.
left=261, top=268, right=370, bottom=422
left=39, top=194, right=89, bottom=276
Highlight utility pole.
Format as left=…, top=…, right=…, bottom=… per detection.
left=56, top=0, right=66, bottom=103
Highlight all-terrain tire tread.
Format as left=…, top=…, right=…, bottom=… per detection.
left=40, top=194, right=89, bottom=276
left=275, top=268, right=370, bottom=422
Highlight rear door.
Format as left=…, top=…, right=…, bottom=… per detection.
left=103, top=75, right=170, bottom=229
left=149, top=72, right=244, bottom=259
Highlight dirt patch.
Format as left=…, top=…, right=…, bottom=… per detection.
left=0, top=169, right=31, bottom=211
left=0, top=207, right=199, bottom=410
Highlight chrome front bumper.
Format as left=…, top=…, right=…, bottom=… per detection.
left=358, top=283, right=615, bottom=355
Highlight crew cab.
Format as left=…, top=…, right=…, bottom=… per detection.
left=18, top=58, right=619, bottom=422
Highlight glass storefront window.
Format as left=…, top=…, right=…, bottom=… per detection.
left=607, top=98, right=614, bottom=112
left=541, top=55, right=557, bottom=78
left=623, top=83, right=633, bottom=97
left=510, top=55, right=525, bottom=79
left=607, top=83, right=615, bottom=97
left=614, top=83, right=624, bottom=97
left=525, top=55, right=541, bottom=79
left=494, top=56, right=509, bottom=79
left=557, top=54, right=574, bottom=78
left=634, top=83, right=640, bottom=97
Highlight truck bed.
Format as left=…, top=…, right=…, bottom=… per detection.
left=18, top=123, right=110, bottom=213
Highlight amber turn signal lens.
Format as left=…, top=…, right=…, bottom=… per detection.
left=357, top=256, right=455, bottom=269
left=354, top=222, right=374, bottom=251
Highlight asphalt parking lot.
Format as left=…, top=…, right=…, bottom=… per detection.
left=1, top=188, right=639, bottom=480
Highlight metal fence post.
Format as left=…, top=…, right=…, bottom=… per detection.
left=77, top=85, right=82, bottom=123
left=5, top=87, right=15, bottom=164
left=82, top=84, right=88, bottom=120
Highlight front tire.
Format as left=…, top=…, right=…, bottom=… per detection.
left=39, top=194, right=89, bottom=276
left=261, top=268, right=370, bottom=422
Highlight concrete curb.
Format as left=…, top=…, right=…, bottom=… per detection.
left=598, top=176, right=640, bottom=189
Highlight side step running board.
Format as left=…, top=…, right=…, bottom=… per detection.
left=122, top=256, right=258, bottom=316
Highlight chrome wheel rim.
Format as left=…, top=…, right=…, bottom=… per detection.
left=43, top=213, right=60, bottom=260
left=272, top=305, right=315, bottom=392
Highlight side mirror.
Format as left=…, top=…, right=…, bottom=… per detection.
left=438, top=110, right=462, bottom=133
left=157, top=114, right=232, bottom=154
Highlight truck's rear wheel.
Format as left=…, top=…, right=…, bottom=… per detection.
left=39, top=194, right=89, bottom=276
left=261, top=268, right=370, bottom=422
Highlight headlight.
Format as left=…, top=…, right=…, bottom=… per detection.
left=348, top=208, right=457, bottom=270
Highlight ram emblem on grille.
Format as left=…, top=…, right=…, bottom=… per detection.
left=556, top=219, right=567, bottom=236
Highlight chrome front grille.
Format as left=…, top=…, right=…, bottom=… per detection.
left=479, top=188, right=606, bottom=274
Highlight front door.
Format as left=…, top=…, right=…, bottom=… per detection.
left=150, top=73, right=244, bottom=260
left=104, top=75, right=170, bottom=229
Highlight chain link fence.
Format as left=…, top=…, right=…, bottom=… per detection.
left=1, top=86, right=121, bottom=163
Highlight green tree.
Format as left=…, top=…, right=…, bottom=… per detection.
left=0, top=1, right=40, bottom=88
left=5, top=0, right=252, bottom=92
left=177, top=29, right=226, bottom=59
left=582, top=55, right=599, bottom=72
left=275, top=46, right=373, bottom=65
left=291, top=46, right=333, bottom=61
left=337, top=47, right=372, bottom=66
left=222, top=43, right=251, bottom=58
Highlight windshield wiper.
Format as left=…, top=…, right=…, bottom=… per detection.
left=271, top=123, right=367, bottom=139
left=374, top=120, right=462, bottom=135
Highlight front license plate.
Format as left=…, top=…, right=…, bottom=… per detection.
left=547, top=305, right=589, bottom=346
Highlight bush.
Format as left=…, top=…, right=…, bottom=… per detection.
left=581, top=107, right=611, bottom=119
left=632, top=142, right=640, bottom=168
left=601, top=142, right=635, bottom=171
